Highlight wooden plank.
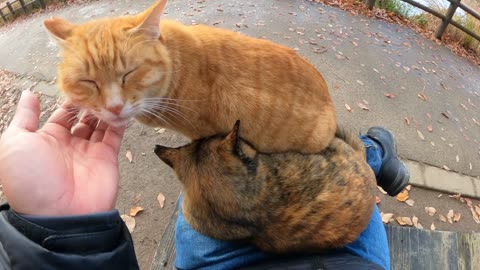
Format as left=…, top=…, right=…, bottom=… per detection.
left=18, top=0, right=26, bottom=14
left=386, top=225, right=480, bottom=270
left=366, top=0, right=375, bottom=10
left=401, top=0, right=446, bottom=19
left=435, top=0, right=460, bottom=39
left=150, top=197, right=180, bottom=270
left=5, top=2, right=14, bottom=15
left=0, top=8, right=6, bottom=22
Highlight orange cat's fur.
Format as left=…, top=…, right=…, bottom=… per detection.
left=44, top=0, right=336, bottom=153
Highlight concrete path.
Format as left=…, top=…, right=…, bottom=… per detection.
left=0, top=0, right=479, bottom=268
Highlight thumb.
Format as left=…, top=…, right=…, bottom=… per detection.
left=9, top=90, right=40, bottom=132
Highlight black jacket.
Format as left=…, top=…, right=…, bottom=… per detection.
left=0, top=204, right=382, bottom=270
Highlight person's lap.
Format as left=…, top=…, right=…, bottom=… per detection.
left=174, top=136, right=390, bottom=270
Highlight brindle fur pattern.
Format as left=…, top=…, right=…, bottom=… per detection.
left=155, top=122, right=376, bottom=253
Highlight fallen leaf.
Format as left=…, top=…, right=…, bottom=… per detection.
left=375, top=196, right=381, bottom=204
left=404, top=117, right=410, bottom=126
left=425, top=207, right=436, bottom=216
left=406, top=185, right=412, bottom=191
left=405, top=199, right=415, bottom=207
left=450, top=193, right=461, bottom=200
left=417, top=93, right=428, bottom=101
left=384, top=93, right=396, bottom=98
left=396, top=216, right=413, bottom=226
left=356, top=80, right=364, bottom=86
left=121, top=214, right=136, bottom=233
left=427, top=125, right=433, bottom=132
left=412, top=216, right=423, bottom=229
left=126, top=150, right=133, bottom=163
left=381, top=213, right=394, bottom=224
left=447, top=210, right=454, bottom=223
left=455, top=155, right=459, bottom=163
left=443, top=165, right=451, bottom=171
left=470, top=207, right=480, bottom=224
left=417, top=130, right=425, bottom=140
left=212, top=20, right=224, bottom=25
left=129, top=206, right=144, bottom=217
left=439, top=214, right=447, bottom=222
left=430, top=222, right=436, bottom=230
left=396, top=190, right=409, bottom=202
left=465, top=198, right=473, bottom=208
left=373, top=68, right=379, bottom=73
left=430, top=141, right=435, bottom=147
left=157, top=193, right=166, bottom=208
left=377, top=186, right=387, bottom=194
left=345, top=103, right=353, bottom=112
left=357, top=102, right=370, bottom=111
left=454, top=213, right=461, bottom=222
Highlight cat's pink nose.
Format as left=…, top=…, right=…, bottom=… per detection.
left=107, top=105, right=123, bottom=116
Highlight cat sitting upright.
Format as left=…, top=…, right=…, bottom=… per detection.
left=43, top=0, right=336, bottom=154
left=154, top=121, right=376, bottom=253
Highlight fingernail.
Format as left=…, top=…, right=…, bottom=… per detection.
left=21, top=89, right=32, bottom=97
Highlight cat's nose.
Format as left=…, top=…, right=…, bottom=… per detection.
left=107, top=105, right=124, bottom=116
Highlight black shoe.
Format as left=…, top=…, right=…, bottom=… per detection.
left=366, top=127, right=410, bottom=196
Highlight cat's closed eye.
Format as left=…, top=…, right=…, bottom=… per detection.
left=122, top=68, right=137, bottom=87
left=80, top=80, right=99, bottom=91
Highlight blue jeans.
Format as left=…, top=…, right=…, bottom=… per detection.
left=175, top=136, right=390, bottom=270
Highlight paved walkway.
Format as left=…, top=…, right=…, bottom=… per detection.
left=0, top=0, right=479, bottom=268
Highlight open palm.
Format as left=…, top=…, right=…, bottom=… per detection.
left=0, top=91, right=125, bottom=216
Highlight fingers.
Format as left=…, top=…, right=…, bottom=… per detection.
left=46, top=101, right=79, bottom=130
left=9, top=90, right=40, bottom=132
left=102, top=125, right=126, bottom=154
left=90, top=121, right=108, bottom=143
left=71, top=112, right=98, bottom=139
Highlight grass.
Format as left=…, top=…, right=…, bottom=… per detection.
left=372, top=0, right=480, bottom=54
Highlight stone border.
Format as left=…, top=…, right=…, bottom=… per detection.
left=405, top=160, right=480, bottom=199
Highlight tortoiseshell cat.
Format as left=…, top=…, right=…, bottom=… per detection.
left=154, top=121, right=376, bottom=253
left=43, top=0, right=336, bottom=153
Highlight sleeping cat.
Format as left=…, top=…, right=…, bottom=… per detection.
left=43, top=0, right=336, bottom=153
left=154, top=121, right=376, bottom=253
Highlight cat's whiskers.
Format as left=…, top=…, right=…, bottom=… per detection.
left=138, top=107, right=175, bottom=130
left=141, top=99, right=200, bottom=114
left=144, top=103, right=196, bottom=130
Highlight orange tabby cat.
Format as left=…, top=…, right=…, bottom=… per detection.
left=44, top=0, right=336, bottom=153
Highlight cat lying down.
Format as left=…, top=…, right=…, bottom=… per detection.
left=154, top=121, right=376, bottom=253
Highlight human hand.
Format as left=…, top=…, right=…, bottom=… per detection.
left=0, top=90, right=126, bottom=216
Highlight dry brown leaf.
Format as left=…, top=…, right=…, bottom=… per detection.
left=447, top=209, right=454, bottom=223
left=396, top=217, right=413, bottom=226
left=465, top=198, right=473, bottom=208
left=417, top=130, right=425, bottom=140
left=345, top=103, right=353, bottom=112
left=404, top=117, right=410, bottom=126
left=453, top=212, right=461, bottom=222
left=430, top=222, right=436, bottom=231
left=412, top=216, right=423, bottom=229
left=126, top=150, right=133, bottom=163
left=439, top=214, right=447, bottom=222
left=157, top=193, right=166, bottom=208
left=417, top=93, right=428, bottom=101
left=450, top=193, right=461, bottom=200
left=357, top=102, right=370, bottom=111
left=375, top=196, right=381, bottom=204
left=381, top=213, right=394, bottom=224
left=384, top=93, right=396, bottom=98
left=129, top=206, right=144, bottom=217
left=405, top=185, right=412, bottom=191
left=121, top=214, right=136, bottom=233
left=425, top=207, right=436, bottom=216
left=377, top=186, right=387, bottom=195
left=405, top=199, right=415, bottom=207
left=472, top=206, right=480, bottom=223
left=427, top=125, right=433, bottom=132
left=396, top=190, right=409, bottom=202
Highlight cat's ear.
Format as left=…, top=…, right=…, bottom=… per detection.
left=44, top=17, right=76, bottom=46
left=223, top=120, right=241, bottom=151
left=154, top=144, right=179, bottom=168
left=135, top=0, right=167, bottom=39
